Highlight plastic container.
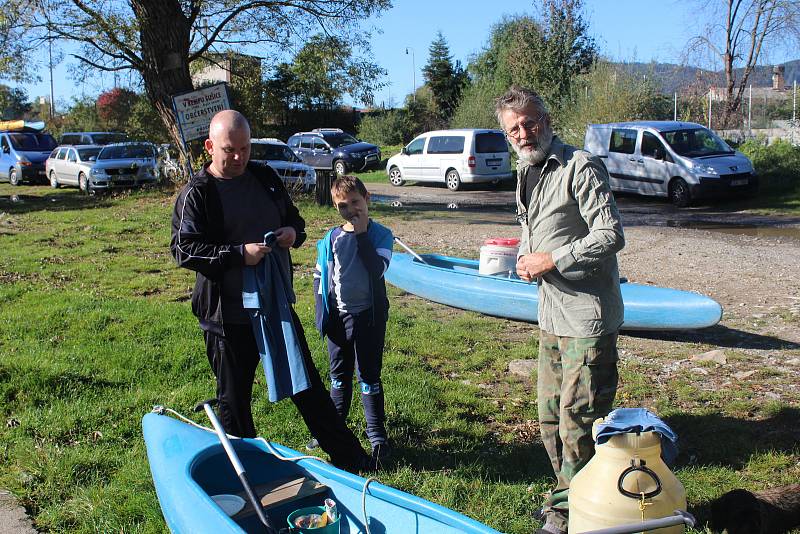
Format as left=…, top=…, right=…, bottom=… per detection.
left=478, top=238, right=520, bottom=276
left=286, top=505, right=340, bottom=533
left=568, top=419, right=686, bottom=534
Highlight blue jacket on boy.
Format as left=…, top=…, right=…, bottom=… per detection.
left=313, top=220, right=393, bottom=335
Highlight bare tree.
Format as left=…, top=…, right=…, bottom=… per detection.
left=688, top=0, right=800, bottom=126
left=10, top=0, right=389, bottom=156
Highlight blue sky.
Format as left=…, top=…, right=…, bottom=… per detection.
left=10, top=0, right=798, bottom=109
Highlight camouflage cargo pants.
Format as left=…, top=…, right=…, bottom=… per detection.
left=537, top=330, right=619, bottom=532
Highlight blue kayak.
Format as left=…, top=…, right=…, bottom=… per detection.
left=385, top=253, right=722, bottom=331
left=142, top=412, right=501, bottom=533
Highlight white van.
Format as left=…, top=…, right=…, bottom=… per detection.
left=386, top=129, right=512, bottom=191
left=584, top=121, right=757, bottom=207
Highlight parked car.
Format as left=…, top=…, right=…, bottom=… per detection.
left=60, top=131, right=128, bottom=146
left=385, top=129, right=512, bottom=191
left=0, top=128, right=59, bottom=185
left=286, top=128, right=381, bottom=175
left=46, top=145, right=102, bottom=189
left=250, top=138, right=316, bottom=192
left=85, top=142, right=158, bottom=194
left=584, top=121, right=758, bottom=207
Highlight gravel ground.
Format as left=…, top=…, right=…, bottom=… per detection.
left=368, top=182, right=800, bottom=406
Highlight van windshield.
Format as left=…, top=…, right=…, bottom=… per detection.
left=8, top=133, right=58, bottom=151
left=98, top=144, right=155, bottom=160
left=661, top=128, right=734, bottom=157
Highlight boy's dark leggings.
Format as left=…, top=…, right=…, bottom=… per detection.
left=326, top=309, right=387, bottom=447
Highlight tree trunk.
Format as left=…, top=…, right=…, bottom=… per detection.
left=131, top=1, right=195, bottom=163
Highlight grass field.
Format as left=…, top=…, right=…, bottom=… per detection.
left=1, top=182, right=798, bottom=533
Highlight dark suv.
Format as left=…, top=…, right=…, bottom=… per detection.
left=286, top=128, right=381, bottom=175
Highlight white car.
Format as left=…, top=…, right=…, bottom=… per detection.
left=385, top=129, right=512, bottom=191
left=250, top=138, right=316, bottom=192
left=584, top=121, right=758, bottom=207
left=46, top=144, right=102, bottom=189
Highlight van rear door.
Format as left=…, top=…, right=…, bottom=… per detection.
left=473, top=132, right=509, bottom=176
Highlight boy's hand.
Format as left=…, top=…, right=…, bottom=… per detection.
left=350, top=214, right=369, bottom=234
left=274, top=226, right=297, bottom=247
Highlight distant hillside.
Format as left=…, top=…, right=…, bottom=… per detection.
left=615, top=59, right=800, bottom=94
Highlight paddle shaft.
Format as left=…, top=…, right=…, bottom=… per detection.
left=581, top=511, right=695, bottom=534
left=393, top=237, right=428, bottom=264
left=201, top=402, right=276, bottom=533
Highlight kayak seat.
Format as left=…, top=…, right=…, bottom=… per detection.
left=233, top=475, right=328, bottom=520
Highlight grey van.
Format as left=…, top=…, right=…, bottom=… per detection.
left=584, top=121, right=757, bottom=207
left=60, top=131, right=128, bottom=146
left=0, top=129, right=59, bottom=185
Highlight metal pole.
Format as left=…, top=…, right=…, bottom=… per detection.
left=793, top=79, right=796, bottom=123
left=673, top=92, right=677, bottom=121
left=405, top=47, right=416, bottom=103
left=48, top=33, right=55, bottom=118
left=708, top=90, right=712, bottom=129
left=748, top=84, right=752, bottom=130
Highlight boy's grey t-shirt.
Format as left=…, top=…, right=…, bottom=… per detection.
left=214, top=171, right=283, bottom=324
left=330, top=226, right=371, bottom=314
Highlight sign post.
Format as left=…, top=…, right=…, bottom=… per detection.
left=171, top=82, right=231, bottom=177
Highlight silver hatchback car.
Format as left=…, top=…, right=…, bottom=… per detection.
left=46, top=145, right=103, bottom=190
left=88, top=142, right=159, bottom=194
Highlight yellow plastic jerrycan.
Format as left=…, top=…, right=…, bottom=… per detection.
left=568, top=419, right=686, bottom=534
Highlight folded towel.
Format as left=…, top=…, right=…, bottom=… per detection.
left=594, top=407, right=679, bottom=467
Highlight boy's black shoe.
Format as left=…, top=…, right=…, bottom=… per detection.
left=371, top=442, right=392, bottom=469
left=305, top=438, right=319, bottom=451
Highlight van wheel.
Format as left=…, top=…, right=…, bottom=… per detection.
left=334, top=160, right=346, bottom=176
left=669, top=178, right=691, bottom=207
left=446, top=169, right=461, bottom=191
left=9, top=168, right=20, bottom=186
left=50, top=171, right=60, bottom=189
left=388, top=167, right=405, bottom=186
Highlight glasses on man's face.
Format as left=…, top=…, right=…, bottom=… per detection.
left=505, top=115, right=544, bottom=139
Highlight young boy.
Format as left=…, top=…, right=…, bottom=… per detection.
left=312, top=175, right=394, bottom=465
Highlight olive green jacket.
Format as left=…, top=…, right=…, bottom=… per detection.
left=515, top=137, right=625, bottom=337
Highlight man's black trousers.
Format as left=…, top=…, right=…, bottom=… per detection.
left=202, top=310, right=368, bottom=470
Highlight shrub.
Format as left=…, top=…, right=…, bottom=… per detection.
left=738, top=138, right=800, bottom=193
left=358, top=110, right=407, bottom=146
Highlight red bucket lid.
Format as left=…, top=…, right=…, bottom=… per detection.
left=484, top=238, right=520, bottom=246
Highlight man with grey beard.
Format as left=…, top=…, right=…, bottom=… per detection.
left=495, top=86, right=625, bottom=534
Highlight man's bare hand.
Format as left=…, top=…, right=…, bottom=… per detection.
left=516, top=252, right=555, bottom=282
left=274, top=226, right=296, bottom=248
left=244, top=242, right=270, bottom=265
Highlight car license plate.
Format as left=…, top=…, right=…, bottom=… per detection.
left=731, top=178, right=748, bottom=186
left=486, top=158, right=502, bottom=166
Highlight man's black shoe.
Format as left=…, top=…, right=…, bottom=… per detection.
left=371, top=442, right=392, bottom=469
left=305, top=438, right=319, bottom=451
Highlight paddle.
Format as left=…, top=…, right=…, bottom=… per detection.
left=194, top=399, right=277, bottom=534
left=393, top=237, right=428, bottom=265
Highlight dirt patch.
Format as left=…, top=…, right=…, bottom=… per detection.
left=373, top=183, right=800, bottom=407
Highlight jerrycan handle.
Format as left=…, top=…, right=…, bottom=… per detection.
left=617, top=459, right=662, bottom=499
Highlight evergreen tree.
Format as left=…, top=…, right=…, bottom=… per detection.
left=421, top=32, right=467, bottom=124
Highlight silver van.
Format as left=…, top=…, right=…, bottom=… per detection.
left=584, top=121, right=757, bottom=206
left=385, top=129, right=512, bottom=191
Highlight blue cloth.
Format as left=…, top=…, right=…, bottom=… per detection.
left=594, top=408, right=679, bottom=467
left=242, top=254, right=310, bottom=402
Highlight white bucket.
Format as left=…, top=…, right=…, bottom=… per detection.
left=479, top=238, right=519, bottom=275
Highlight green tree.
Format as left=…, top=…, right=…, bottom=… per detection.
left=291, top=34, right=387, bottom=110
left=51, top=96, right=102, bottom=136
left=0, top=85, right=31, bottom=119
left=12, top=0, right=390, bottom=161
left=451, top=0, right=597, bottom=129
left=126, top=93, right=170, bottom=143
left=421, top=31, right=467, bottom=124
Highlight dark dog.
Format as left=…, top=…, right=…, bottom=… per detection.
left=710, top=485, right=800, bottom=534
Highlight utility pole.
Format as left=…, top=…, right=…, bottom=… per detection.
left=673, top=92, right=677, bottom=121
left=748, top=84, right=752, bottom=130
left=793, top=79, right=796, bottom=124
left=48, top=31, right=55, bottom=118
left=405, top=47, right=416, bottom=104
left=708, top=89, right=712, bottom=129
